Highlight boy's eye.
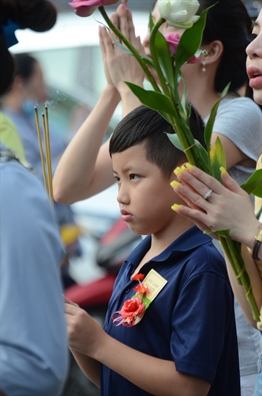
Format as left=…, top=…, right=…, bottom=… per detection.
left=130, top=174, right=139, bottom=180
left=114, top=176, right=120, bottom=183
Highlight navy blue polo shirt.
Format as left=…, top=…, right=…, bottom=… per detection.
left=101, top=226, right=240, bottom=396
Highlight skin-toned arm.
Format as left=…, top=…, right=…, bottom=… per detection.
left=225, top=246, right=262, bottom=328
left=65, top=300, right=210, bottom=396
left=53, top=5, right=144, bottom=204
left=53, top=85, right=118, bottom=204
left=211, top=133, right=255, bottom=171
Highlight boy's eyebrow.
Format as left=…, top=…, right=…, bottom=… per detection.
left=112, top=165, right=142, bottom=174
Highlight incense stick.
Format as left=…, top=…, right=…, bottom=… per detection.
left=34, top=106, right=48, bottom=193
left=42, top=111, right=53, bottom=202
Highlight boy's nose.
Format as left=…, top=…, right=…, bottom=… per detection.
left=117, top=185, right=130, bottom=205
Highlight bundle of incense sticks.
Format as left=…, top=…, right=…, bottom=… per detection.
left=34, top=104, right=53, bottom=203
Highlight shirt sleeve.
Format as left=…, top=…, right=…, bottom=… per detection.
left=0, top=161, right=69, bottom=395
left=212, top=97, right=262, bottom=162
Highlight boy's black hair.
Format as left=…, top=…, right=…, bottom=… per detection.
left=109, top=105, right=206, bottom=178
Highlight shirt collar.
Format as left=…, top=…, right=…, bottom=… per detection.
left=126, top=226, right=211, bottom=267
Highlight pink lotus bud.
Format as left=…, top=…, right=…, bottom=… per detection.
left=164, top=33, right=200, bottom=63
left=69, top=0, right=120, bottom=17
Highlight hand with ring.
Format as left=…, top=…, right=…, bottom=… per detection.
left=171, top=164, right=260, bottom=248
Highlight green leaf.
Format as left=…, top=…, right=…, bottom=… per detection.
left=256, top=206, right=262, bottom=219
left=204, top=83, right=230, bottom=150
left=192, top=139, right=210, bottom=173
left=209, top=136, right=226, bottom=181
left=113, top=40, right=155, bottom=69
left=142, top=296, right=151, bottom=309
left=149, top=12, right=154, bottom=31
left=175, top=7, right=209, bottom=71
left=153, top=30, right=175, bottom=89
left=125, top=82, right=177, bottom=117
left=166, top=134, right=211, bottom=173
left=166, top=133, right=183, bottom=151
left=240, top=169, right=262, bottom=197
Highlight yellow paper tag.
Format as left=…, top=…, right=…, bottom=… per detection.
left=143, top=269, right=168, bottom=303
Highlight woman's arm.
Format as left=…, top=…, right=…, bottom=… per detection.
left=53, top=6, right=144, bottom=204
left=53, top=85, right=119, bottom=204
left=225, top=245, right=262, bottom=328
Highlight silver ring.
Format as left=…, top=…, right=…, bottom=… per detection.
left=203, top=189, right=213, bottom=200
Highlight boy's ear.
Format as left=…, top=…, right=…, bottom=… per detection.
left=201, top=40, right=224, bottom=65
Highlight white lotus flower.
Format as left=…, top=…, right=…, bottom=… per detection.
left=158, top=0, right=200, bottom=29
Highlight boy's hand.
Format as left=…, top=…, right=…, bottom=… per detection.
left=64, top=299, right=104, bottom=357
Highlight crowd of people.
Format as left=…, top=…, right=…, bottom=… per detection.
left=0, top=0, right=262, bottom=395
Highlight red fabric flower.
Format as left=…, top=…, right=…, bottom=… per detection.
left=112, top=298, right=146, bottom=327
left=69, top=0, right=119, bottom=17
left=164, top=33, right=200, bottom=63
left=133, top=283, right=149, bottom=295
left=132, top=273, right=145, bottom=281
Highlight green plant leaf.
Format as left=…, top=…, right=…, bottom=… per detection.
left=204, top=83, right=230, bottom=150
left=125, top=82, right=177, bottom=117
left=166, top=132, right=183, bottom=151
left=209, top=136, right=226, bottom=181
left=240, top=169, right=262, bottom=197
left=153, top=30, right=175, bottom=89
left=142, top=296, right=151, bottom=309
left=175, top=7, right=209, bottom=71
left=113, top=40, right=155, bottom=69
left=149, top=12, right=154, bottom=31
left=192, top=139, right=210, bottom=173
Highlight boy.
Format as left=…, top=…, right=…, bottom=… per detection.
left=65, top=105, right=240, bottom=395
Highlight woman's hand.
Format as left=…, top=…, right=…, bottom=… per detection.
left=171, top=165, right=260, bottom=247
left=99, top=4, right=145, bottom=95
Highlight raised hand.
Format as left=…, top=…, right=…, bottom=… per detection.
left=171, top=165, right=260, bottom=248
left=99, top=4, right=145, bottom=95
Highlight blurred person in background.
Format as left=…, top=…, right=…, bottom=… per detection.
left=1, top=53, right=82, bottom=277
left=54, top=1, right=262, bottom=394
left=0, top=0, right=68, bottom=394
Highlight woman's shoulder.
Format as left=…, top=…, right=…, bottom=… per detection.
left=220, top=94, right=261, bottom=111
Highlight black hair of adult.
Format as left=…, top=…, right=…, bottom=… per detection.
left=0, top=0, right=57, bottom=32
left=0, top=0, right=57, bottom=96
left=198, top=0, right=253, bottom=93
left=13, top=53, right=37, bottom=82
left=109, top=105, right=206, bottom=178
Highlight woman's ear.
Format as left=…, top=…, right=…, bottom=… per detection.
left=201, top=40, right=224, bottom=65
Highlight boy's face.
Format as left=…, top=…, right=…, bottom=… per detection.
left=112, top=143, right=182, bottom=237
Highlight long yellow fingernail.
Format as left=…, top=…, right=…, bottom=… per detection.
left=170, top=180, right=181, bottom=188
left=185, top=163, right=194, bottom=170
left=174, top=166, right=186, bottom=175
left=171, top=204, right=181, bottom=211
left=220, top=166, right=228, bottom=176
